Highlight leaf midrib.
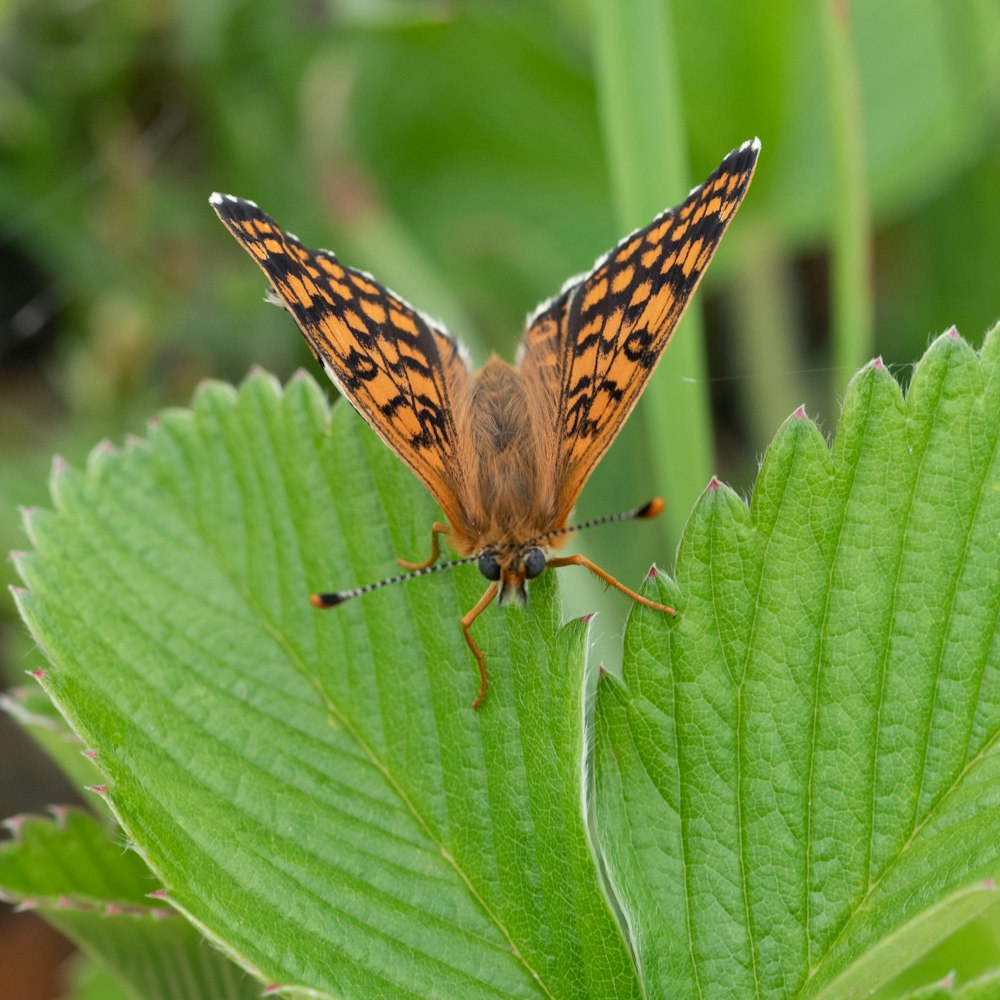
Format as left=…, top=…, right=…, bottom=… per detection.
left=735, top=423, right=822, bottom=1000
left=240, top=573, right=547, bottom=992
left=796, top=372, right=908, bottom=995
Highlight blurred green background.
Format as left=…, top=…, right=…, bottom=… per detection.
left=0, top=0, right=997, bottom=994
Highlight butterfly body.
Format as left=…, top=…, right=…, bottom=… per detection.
left=211, top=137, right=759, bottom=705
left=446, top=355, right=567, bottom=599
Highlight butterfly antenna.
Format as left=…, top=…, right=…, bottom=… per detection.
left=525, top=497, right=665, bottom=550
left=311, top=552, right=481, bottom=609
left=313, top=498, right=664, bottom=607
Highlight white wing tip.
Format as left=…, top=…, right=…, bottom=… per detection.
left=209, top=192, right=258, bottom=209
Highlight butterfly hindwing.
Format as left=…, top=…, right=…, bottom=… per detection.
left=519, top=139, right=760, bottom=524
left=210, top=194, right=470, bottom=519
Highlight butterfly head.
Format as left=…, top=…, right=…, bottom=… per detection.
left=477, top=545, right=547, bottom=608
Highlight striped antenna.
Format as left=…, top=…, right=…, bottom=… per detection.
left=524, top=497, right=664, bottom=551
left=311, top=552, right=481, bottom=608
left=310, top=497, right=664, bottom=608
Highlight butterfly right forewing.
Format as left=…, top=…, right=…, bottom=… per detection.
left=519, top=139, right=760, bottom=527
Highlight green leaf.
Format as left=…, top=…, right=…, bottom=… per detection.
left=65, top=960, right=133, bottom=1000
left=594, top=326, right=1000, bottom=998
left=898, top=967, right=1000, bottom=1000
left=950, top=970, right=1000, bottom=999
left=0, top=809, right=258, bottom=1000
left=10, top=326, right=999, bottom=997
left=12, top=371, right=638, bottom=998
left=1, top=683, right=101, bottom=794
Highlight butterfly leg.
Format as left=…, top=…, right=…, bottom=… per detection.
left=546, top=555, right=676, bottom=615
left=461, top=581, right=499, bottom=709
left=397, top=521, right=451, bottom=571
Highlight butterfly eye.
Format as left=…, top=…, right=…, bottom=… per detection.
left=477, top=550, right=502, bottom=581
left=522, top=547, right=546, bottom=580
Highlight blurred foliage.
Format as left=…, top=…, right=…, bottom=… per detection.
left=0, top=0, right=997, bottom=992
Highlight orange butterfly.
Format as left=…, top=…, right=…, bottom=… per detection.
left=212, top=138, right=759, bottom=706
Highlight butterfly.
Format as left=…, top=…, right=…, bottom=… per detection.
left=211, top=137, right=759, bottom=707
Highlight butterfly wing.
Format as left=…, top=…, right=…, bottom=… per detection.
left=519, top=139, right=760, bottom=525
left=211, top=194, right=471, bottom=522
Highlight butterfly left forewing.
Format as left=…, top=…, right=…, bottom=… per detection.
left=211, top=194, right=471, bottom=524
left=520, top=139, right=760, bottom=526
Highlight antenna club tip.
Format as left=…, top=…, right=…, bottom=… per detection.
left=311, top=592, right=344, bottom=609
left=638, top=497, right=665, bottom=520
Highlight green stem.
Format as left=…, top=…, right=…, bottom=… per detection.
left=822, top=0, right=874, bottom=381
left=591, top=0, right=712, bottom=547
left=730, top=221, right=802, bottom=457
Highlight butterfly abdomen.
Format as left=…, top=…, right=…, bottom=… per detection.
left=449, top=358, right=558, bottom=553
